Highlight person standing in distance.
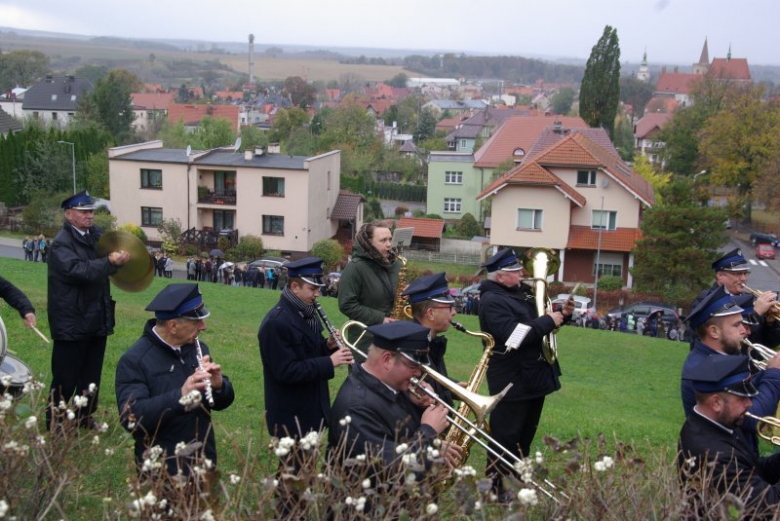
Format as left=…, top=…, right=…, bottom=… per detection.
left=46, top=190, right=131, bottom=430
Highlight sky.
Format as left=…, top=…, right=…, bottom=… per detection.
left=1, top=0, right=778, bottom=66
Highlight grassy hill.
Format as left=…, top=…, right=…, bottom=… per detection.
left=0, top=256, right=696, bottom=515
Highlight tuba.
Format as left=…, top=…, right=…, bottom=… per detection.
left=523, top=247, right=561, bottom=365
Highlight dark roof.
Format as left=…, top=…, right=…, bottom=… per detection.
left=0, top=108, right=22, bottom=135
left=22, top=76, right=93, bottom=111
left=331, top=190, right=365, bottom=220
left=399, top=140, right=419, bottom=153
left=112, top=148, right=309, bottom=169
left=445, top=124, right=482, bottom=141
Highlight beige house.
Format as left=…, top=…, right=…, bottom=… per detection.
left=478, top=131, right=654, bottom=288
left=108, top=141, right=355, bottom=255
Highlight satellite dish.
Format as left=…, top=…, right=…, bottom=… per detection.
left=185, top=145, right=192, bottom=157
left=599, top=178, right=610, bottom=188
left=233, top=137, right=242, bottom=151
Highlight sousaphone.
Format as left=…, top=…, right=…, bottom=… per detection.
left=96, top=231, right=155, bottom=292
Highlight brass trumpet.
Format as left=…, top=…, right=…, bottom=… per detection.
left=741, top=285, right=780, bottom=318
left=745, top=412, right=780, bottom=445
left=742, top=339, right=778, bottom=371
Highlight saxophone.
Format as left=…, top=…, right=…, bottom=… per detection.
left=390, top=253, right=408, bottom=320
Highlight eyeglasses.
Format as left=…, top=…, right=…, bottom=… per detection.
left=432, top=304, right=455, bottom=311
left=395, top=354, right=422, bottom=370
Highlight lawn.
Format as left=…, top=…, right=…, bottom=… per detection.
left=0, top=256, right=700, bottom=515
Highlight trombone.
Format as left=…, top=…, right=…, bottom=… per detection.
left=339, top=319, right=564, bottom=503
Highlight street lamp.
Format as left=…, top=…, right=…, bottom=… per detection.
left=592, top=195, right=605, bottom=313
left=692, top=170, right=707, bottom=205
left=57, top=140, right=76, bottom=194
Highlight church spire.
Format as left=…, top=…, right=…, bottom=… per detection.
left=727, top=43, right=732, bottom=61
left=698, top=37, right=709, bottom=65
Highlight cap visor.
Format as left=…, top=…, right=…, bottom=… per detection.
left=301, top=275, right=325, bottom=287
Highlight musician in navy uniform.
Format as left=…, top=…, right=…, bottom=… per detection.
left=115, top=284, right=234, bottom=475
left=402, top=272, right=457, bottom=408
left=691, top=249, right=780, bottom=349
left=477, top=248, right=574, bottom=501
left=679, top=355, right=780, bottom=517
left=259, top=257, right=353, bottom=438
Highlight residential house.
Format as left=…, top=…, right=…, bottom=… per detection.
left=167, top=103, right=241, bottom=133
left=422, top=99, right=488, bottom=117
left=22, top=76, right=93, bottom=126
left=108, top=141, right=349, bottom=255
left=397, top=217, right=445, bottom=251
left=0, top=108, right=22, bottom=137
left=213, top=90, right=245, bottom=102
left=654, top=68, right=700, bottom=107
left=131, top=92, right=176, bottom=133
left=331, top=190, right=366, bottom=254
left=444, top=107, right=532, bottom=152
left=633, top=113, right=672, bottom=166
left=0, top=88, right=27, bottom=118
left=428, top=116, right=587, bottom=222
left=476, top=133, right=654, bottom=288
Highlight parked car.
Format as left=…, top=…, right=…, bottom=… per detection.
left=756, top=243, right=776, bottom=260
left=248, top=256, right=289, bottom=270
left=607, top=301, right=680, bottom=332
left=551, top=294, right=593, bottom=320
left=750, top=232, right=777, bottom=245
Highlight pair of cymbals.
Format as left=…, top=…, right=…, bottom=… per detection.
left=96, top=231, right=155, bottom=293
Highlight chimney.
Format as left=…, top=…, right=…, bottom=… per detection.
left=244, top=150, right=253, bottom=161
left=248, top=34, right=255, bottom=86
left=553, top=120, right=564, bottom=133
left=268, top=143, right=281, bottom=154
left=254, top=146, right=264, bottom=156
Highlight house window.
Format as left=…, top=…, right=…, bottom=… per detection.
left=141, top=207, right=162, bottom=227
left=517, top=208, right=543, bottom=230
left=141, top=169, right=163, bottom=189
left=52, top=112, right=58, bottom=121
left=214, top=171, right=236, bottom=193
left=592, top=210, right=617, bottom=231
left=460, top=139, right=467, bottom=149
left=32, top=112, right=39, bottom=119
left=445, top=171, right=463, bottom=184
left=213, top=210, right=235, bottom=230
left=513, top=148, right=525, bottom=158
left=443, top=198, right=461, bottom=213
left=262, top=177, right=285, bottom=197
left=263, top=215, right=284, bottom=235
left=594, top=262, right=623, bottom=278
left=577, top=170, right=597, bottom=186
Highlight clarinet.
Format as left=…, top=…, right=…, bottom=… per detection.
left=313, top=300, right=348, bottom=351
left=194, top=337, right=215, bottom=407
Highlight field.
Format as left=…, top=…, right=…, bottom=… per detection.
left=0, top=256, right=716, bottom=516
left=0, top=33, right=409, bottom=82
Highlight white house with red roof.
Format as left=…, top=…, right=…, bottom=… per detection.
left=633, top=112, right=672, bottom=166
left=477, top=133, right=654, bottom=288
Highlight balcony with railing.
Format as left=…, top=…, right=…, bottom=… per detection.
left=198, top=186, right=237, bottom=205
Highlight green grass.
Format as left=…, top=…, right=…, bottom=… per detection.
left=1, top=256, right=694, bottom=511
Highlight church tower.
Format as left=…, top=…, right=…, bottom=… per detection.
left=692, top=37, right=710, bottom=75
left=637, top=49, right=650, bottom=82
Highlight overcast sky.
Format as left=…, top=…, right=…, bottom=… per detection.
left=1, top=0, right=778, bottom=66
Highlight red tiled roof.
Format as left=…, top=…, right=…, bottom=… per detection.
left=525, top=127, right=617, bottom=162
left=566, top=225, right=642, bottom=252
left=397, top=217, right=445, bottom=239
left=707, top=58, right=751, bottom=81
left=655, top=73, right=701, bottom=94
left=436, top=112, right=473, bottom=132
left=473, top=116, right=587, bottom=168
left=363, top=100, right=392, bottom=116
left=167, top=103, right=240, bottom=131
left=477, top=160, right=586, bottom=207
left=325, top=89, right=341, bottom=100
left=131, top=92, right=175, bottom=110
left=645, top=96, right=680, bottom=114
left=634, top=113, right=672, bottom=139
left=331, top=190, right=365, bottom=220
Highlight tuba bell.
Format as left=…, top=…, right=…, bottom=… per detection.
left=523, top=247, right=561, bottom=365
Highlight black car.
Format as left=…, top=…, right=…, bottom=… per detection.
left=750, top=232, right=777, bottom=245
left=607, top=301, right=680, bottom=330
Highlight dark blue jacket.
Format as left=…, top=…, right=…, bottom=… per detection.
left=115, top=320, right=234, bottom=474
left=259, top=296, right=335, bottom=437
left=478, top=280, right=561, bottom=401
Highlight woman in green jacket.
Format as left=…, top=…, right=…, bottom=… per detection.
left=338, top=221, right=401, bottom=328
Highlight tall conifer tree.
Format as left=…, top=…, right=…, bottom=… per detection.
left=579, top=25, right=621, bottom=138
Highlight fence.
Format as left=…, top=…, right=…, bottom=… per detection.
left=402, top=249, right=482, bottom=266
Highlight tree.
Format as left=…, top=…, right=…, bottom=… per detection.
left=0, top=50, right=49, bottom=90
left=550, top=87, right=576, bottom=115
left=385, top=73, right=408, bottom=88
left=238, top=125, right=269, bottom=152
left=231, top=235, right=264, bottom=260
left=612, top=113, right=635, bottom=161
left=270, top=108, right=310, bottom=143
left=698, top=85, right=780, bottom=223
left=579, top=25, right=621, bottom=137
left=283, top=76, right=317, bottom=108
left=82, top=69, right=141, bottom=143
left=455, top=213, right=482, bottom=238
left=632, top=197, right=727, bottom=306
left=158, top=118, right=190, bottom=149
left=118, top=222, right=147, bottom=243
left=21, top=191, right=69, bottom=236
left=194, top=116, right=236, bottom=149
left=311, top=239, right=345, bottom=272
left=14, top=141, right=73, bottom=200
left=157, top=218, right=183, bottom=253
left=619, top=77, right=655, bottom=118
left=74, top=64, right=109, bottom=85
left=414, top=107, right=438, bottom=143
left=364, top=198, right=385, bottom=222
left=83, top=150, right=110, bottom=199
left=632, top=155, right=671, bottom=204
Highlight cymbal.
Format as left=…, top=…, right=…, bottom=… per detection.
left=96, top=231, right=155, bottom=292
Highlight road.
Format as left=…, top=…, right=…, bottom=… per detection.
left=726, top=234, right=779, bottom=293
